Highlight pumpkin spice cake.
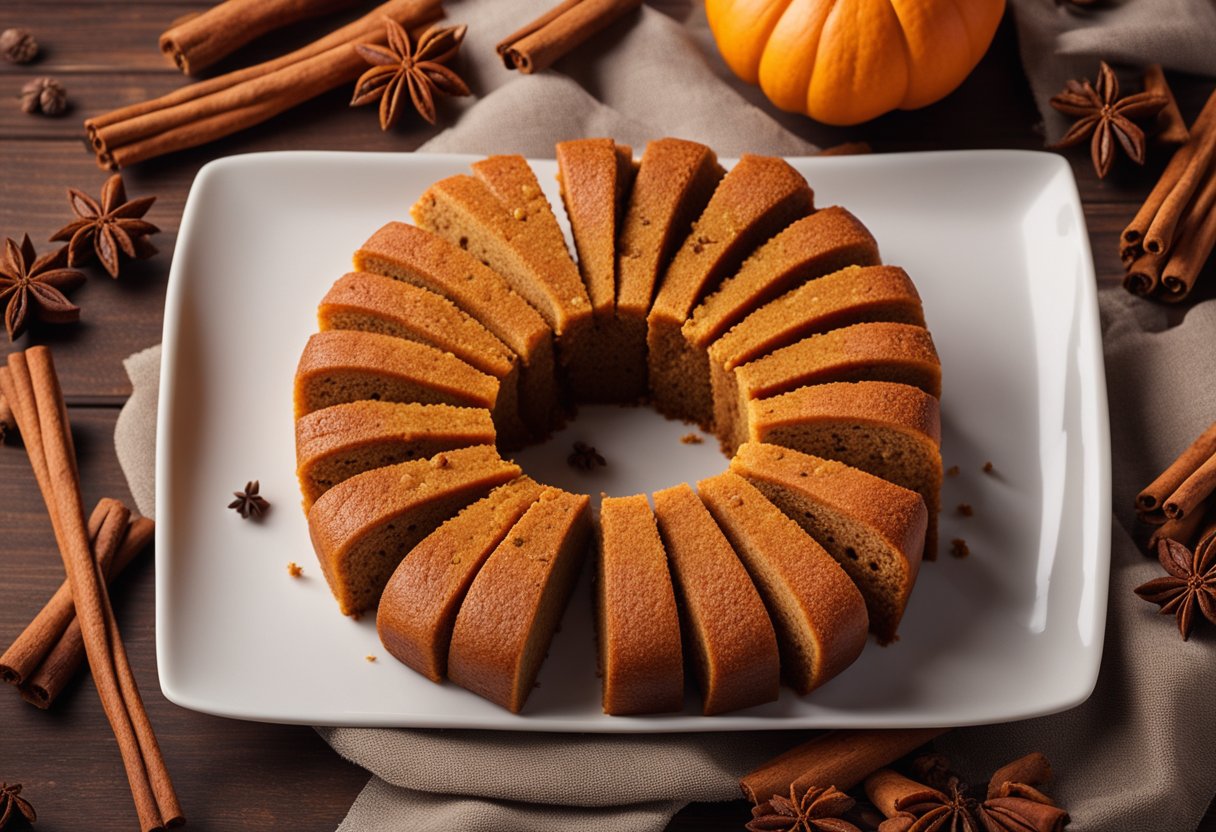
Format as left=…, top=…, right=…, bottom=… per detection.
left=615, top=138, right=725, bottom=399
left=292, top=329, right=500, bottom=419
left=731, top=442, right=926, bottom=644
left=556, top=139, right=641, bottom=401
left=318, top=271, right=527, bottom=447
left=596, top=494, right=684, bottom=715
left=723, top=321, right=942, bottom=451
left=652, top=483, right=780, bottom=715
left=748, top=381, right=943, bottom=559
left=377, top=476, right=545, bottom=682
left=447, top=488, right=592, bottom=713
left=697, top=471, right=868, bottom=695
left=411, top=157, right=600, bottom=401
left=648, top=154, right=815, bottom=426
left=353, top=221, right=561, bottom=439
left=307, top=445, right=521, bottom=616
left=294, top=401, right=496, bottom=511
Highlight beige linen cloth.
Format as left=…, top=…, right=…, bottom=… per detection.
left=115, top=2, right=1216, bottom=829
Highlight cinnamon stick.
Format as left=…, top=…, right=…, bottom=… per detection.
left=1145, top=91, right=1216, bottom=255
left=85, top=0, right=443, bottom=169
left=864, top=768, right=945, bottom=818
left=1136, top=420, right=1216, bottom=511
left=23, top=515, right=156, bottom=709
left=0, top=392, right=14, bottom=441
left=160, top=0, right=357, bottom=75
left=1144, top=65, right=1188, bottom=145
left=739, top=728, right=945, bottom=804
left=496, top=0, right=642, bottom=75
left=1148, top=499, right=1208, bottom=553
left=1121, top=90, right=1216, bottom=248
left=1164, top=451, right=1216, bottom=520
left=1123, top=251, right=1164, bottom=296
left=0, top=349, right=182, bottom=831
left=0, top=498, right=121, bottom=687
left=1161, top=152, right=1216, bottom=302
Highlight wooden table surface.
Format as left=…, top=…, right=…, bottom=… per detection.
left=1, top=3, right=1212, bottom=829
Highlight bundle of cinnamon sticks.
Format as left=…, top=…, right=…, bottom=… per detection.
left=1121, top=88, right=1216, bottom=302
left=0, top=348, right=181, bottom=831
left=86, top=0, right=443, bottom=169
left=1137, top=420, right=1216, bottom=552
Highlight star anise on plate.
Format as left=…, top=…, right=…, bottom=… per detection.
left=567, top=440, right=606, bottom=471
left=1134, top=532, right=1216, bottom=640
left=0, top=235, right=84, bottom=341
left=229, top=480, right=270, bottom=519
left=748, top=784, right=860, bottom=832
left=874, top=754, right=1069, bottom=832
left=0, top=783, right=36, bottom=829
left=351, top=20, right=470, bottom=130
left=1049, top=61, right=1167, bottom=178
left=50, top=173, right=159, bottom=279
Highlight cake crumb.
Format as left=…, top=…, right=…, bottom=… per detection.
left=432, top=453, right=450, bottom=469
left=512, top=207, right=526, bottom=220
left=513, top=536, right=525, bottom=547
left=946, top=465, right=960, bottom=477
left=365, top=655, right=377, bottom=663
left=982, top=461, right=996, bottom=474
left=957, top=503, right=973, bottom=517
left=680, top=433, right=703, bottom=445
left=729, top=494, right=744, bottom=507
left=287, top=562, right=303, bottom=578
left=950, top=538, right=970, bottom=559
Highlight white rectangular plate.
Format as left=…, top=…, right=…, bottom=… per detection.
left=157, top=150, right=1110, bottom=731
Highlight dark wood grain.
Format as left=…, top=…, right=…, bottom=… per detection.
left=0, top=3, right=1213, bottom=830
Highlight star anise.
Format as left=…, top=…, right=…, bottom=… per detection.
left=50, top=173, right=159, bottom=279
left=351, top=20, right=470, bottom=130
left=0, top=235, right=84, bottom=341
left=229, top=480, right=270, bottom=519
left=0, top=783, right=36, bottom=829
left=1049, top=61, right=1166, bottom=178
left=567, top=441, right=606, bottom=471
left=1134, top=532, right=1216, bottom=640
left=748, top=784, right=861, bottom=832
left=876, top=754, right=1068, bottom=832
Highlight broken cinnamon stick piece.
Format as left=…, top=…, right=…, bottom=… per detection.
left=986, top=752, right=1053, bottom=800
left=865, top=768, right=946, bottom=818
left=160, top=0, right=356, bottom=75
left=739, top=728, right=946, bottom=804
left=496, top=0, right=642, bottom=74
left=1144, top=65, right=1188, bottom=145
left=1136, top=420, right=1216, bottom=511
left=1164, top=451, right=1216, bottom=520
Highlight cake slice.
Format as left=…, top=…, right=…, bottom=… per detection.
left=411, top=158, right=599, bottom=401
left=293, top=330, right=500, bottom=419
left=723, top=322, right=941, bottom=451
left=708, top=266, right=925, bottom=445
left=447, top=488, right=592, bottom=713
left=652, top=483, right=779, bottom=715
left=556, top=139, right=641, bottom=401
left=353, top=222, right=560, bottom=439
left=748, top=381, right=942, bottom=559
left=307, top=445, right=521, bottom=616
left=615, top=139, right=725, bottom=400
left=731, top=442, right=926, bottom=643
left=377, top=476, right=545, bottom=682
left=596, top=494, right=684, bottom=715
left=318, top=271, right=526, bottom=447
left=697, top=472, right=868, bottom=695
left=648, top=155, right=815, bottom=426
left=295, top=401, right=496, bottom=511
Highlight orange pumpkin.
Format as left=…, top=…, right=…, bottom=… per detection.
left=706, top=0, right=1006, bottom=126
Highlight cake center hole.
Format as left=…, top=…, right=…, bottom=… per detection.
left=512, top=404, right=723, bottom=510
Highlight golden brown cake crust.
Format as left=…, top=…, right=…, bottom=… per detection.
left=294, top=401, right=496, bottom=511
left=652, top=483, right=779, bottom=715
left=597, top=494, right=684, bottom=715
left=697, top=471, right=868, bottom=695
left=292, top=329, right=500, bottom=419
left=447, top=488, right=592, bottom=713
left=377, top=476, right=545, bottom=683
left=307, top=445, right=521, bottom=616
left=730, top=442, right=926, bottom=643
left=648, top=154, right=815, bottom=424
